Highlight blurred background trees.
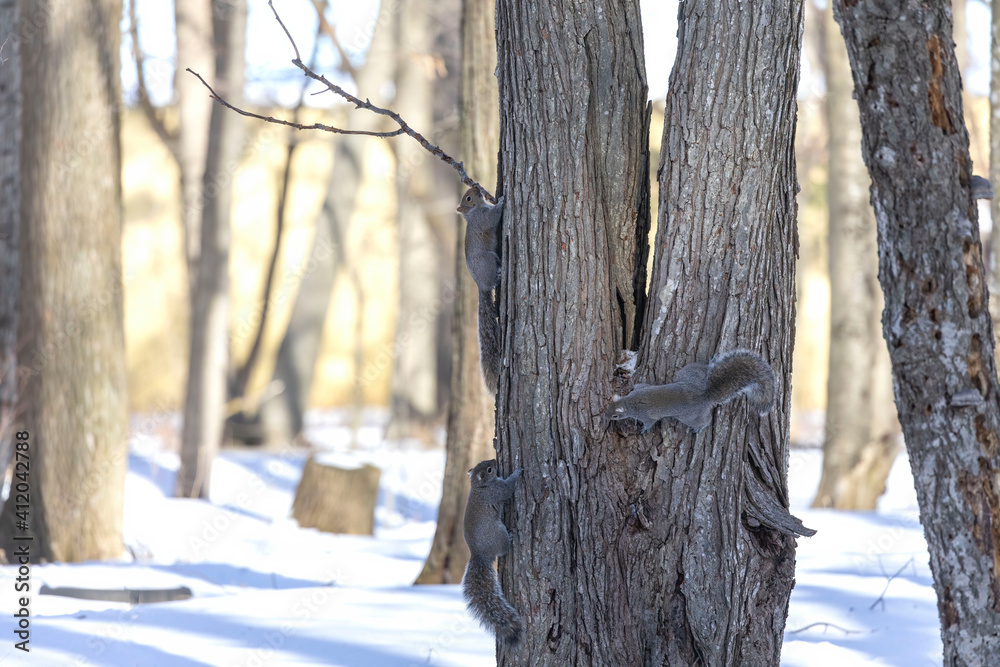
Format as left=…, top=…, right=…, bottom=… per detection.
left=0, top=0, right=997, bottom=564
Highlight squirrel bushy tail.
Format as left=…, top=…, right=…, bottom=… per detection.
left=704, top=349, right=776, bottom=414
left=463, top=554, right=522, bottom=644
left=477, top=288, right=501, bottom=394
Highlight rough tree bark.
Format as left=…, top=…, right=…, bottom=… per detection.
left=2, top=0, right=128, bottom=561
left=812, top=1, right=899, bottom=510
left=258, top=6, right=397, bottom=446
left=991, top=0, right=1000, bottom=343
left=834, top=1, right=1000, bottom=664
left=0, top=0, right=21, bottom=482
left=385, top=0, right=442, bottom=442
left=494, top=1, right=808, bottom=664
left=177, top=0, right=247, bottom=498
left=415, top=0, right=498, bottom=585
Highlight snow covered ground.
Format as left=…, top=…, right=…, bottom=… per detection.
left=0, top=413, right=941, bottom=666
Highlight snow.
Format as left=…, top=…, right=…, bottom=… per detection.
left=0, top=416, right=942, bottom=666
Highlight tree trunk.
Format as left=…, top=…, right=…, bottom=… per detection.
left=174, top=0, right=215, bottom=302
left=385, top=0, right=442, bottom=442
left=834, top=1, right=1000, bottom=663
left=176, top=0, right=247, bottom=498
left=3, top=0, right=128, bottom=561
left=415, top=0, right=498, bottom=586
left=990, top=0, right=1000, bottom=349
left=812, top=1, right=900, bottom=510
left=494, top=1, right=807, bottom=664
left=258, top=5, right=398, bottom=447
left=0, top=0, right=21, bottom=481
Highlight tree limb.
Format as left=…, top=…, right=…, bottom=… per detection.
left=186, top=0, right=496, bottom=204
left=128, top=0, right=177, bottom=158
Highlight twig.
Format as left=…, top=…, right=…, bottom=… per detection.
left=187, top=0, right=496, bottom=203
left=185, top=68, right=405, bottom=138
left=128, top=0, right=177, bottom=156
left=787, top=622, right=862, bottom=635
left=870, top=557, right=915, bottom=611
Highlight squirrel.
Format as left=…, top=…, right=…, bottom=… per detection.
left=456, top=188, right=505, bottom=394
left=462, top=459, right=522, bottom=644
left=605, top=349, right=776, bottom=433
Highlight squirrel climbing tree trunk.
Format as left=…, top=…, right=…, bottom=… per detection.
left=834, top=2, right=1000, bottom=664
left=415, top=0, right=498, bottom=585
left=494, top=1, right=807, bottom=664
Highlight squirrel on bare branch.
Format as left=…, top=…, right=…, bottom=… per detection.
left=457, top=188, right=505, bottom=394
left=606, top=350, right=776, bottom=433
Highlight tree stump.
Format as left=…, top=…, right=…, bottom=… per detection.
left=291, top=456, right=381, bottom=535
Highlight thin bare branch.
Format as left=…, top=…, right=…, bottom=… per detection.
left=786, top=622, right=862, bottom=635
left=129, top=0, right=177, bottom=157
left=189, top=0, right=496, bottom=204
left=185, top=68, right=406, bottom=138
left=869, top=557, right=915, bottom=611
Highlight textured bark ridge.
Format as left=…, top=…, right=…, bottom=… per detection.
left=494, top=1, right=805, bottom=665
left=834, top=1, right=1000, bottom=664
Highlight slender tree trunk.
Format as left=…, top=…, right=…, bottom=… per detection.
left=812, top=1, right=900, bottom=510
left=177, top=0, right=246, bottom=498
left=494, top=1, right=807, bottom=663
left=258, top=6, right=398, bottom=447
left=0, top=0, right=21, bottom=481
left=834, top=1, right=1000, bottom=663
left=386, top=0, right=441, bottom=442
left=175, top=0, right=214, bottom=302
left=990, top=0, right=1000, bottom=347
left=415, top=0, right=498, bottom=585
left=2, top=0, right=128, bottom=561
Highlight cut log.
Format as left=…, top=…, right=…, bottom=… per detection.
left=291, top=456, right=380, bottom=535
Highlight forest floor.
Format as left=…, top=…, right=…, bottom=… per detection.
left=0, top=411, right=939, bottom=666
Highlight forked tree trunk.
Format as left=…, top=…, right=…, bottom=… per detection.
left=3, top=0, right=128, bottom=561
left=415, top=0, right=498, bottom=585
left=812, top=1, right=900, bottom=510
left=177, top=0, right=247, bottom=498
left=494, top=1, right=807, bottom=663
left=0, top=0, right=21, bottom=480
left=834, top=1, right=1000, bottom=664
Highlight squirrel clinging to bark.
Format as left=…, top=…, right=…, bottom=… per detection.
left=457, top=188, right=504, bottom=394
left=606, top=349, right=776, bottom=433
left=462, top=459, right=522, bottom=644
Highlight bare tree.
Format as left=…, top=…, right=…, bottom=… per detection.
left=1, top=0, right=128, bottom=561
left=257, top=3, right=398, bottom=447
left=415, top=0, right=498, bottom=585
left=834, top=0, right=1000, bottom=663
left=812, top=1, right=899, bottom=510
left=176, top=0, right=247, bottom=498
left=385, top=0, right=443, bottom=443
left=494, top=0, right=809, bottom=663
left=174, top=0, right=215, bottom=301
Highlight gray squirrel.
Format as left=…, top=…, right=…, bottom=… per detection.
left=456, top=188, right=504, bottom=394
left=606, top=350, right=776, bottom=433
left=463, top=459, right=522, bottom=644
